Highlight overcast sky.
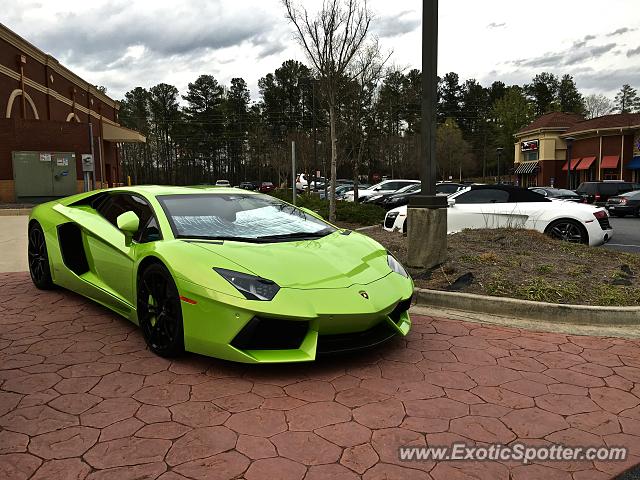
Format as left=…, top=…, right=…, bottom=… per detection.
left=4, top=0, right=640, bottom=102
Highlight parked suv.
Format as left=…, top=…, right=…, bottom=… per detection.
left=576, top=181, right=640, bottom=206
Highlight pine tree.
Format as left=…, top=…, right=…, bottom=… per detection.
left=614, top=84, right=640, bottom=113
left=558, top=75, right=585, bottom=115
left=525, top=73, right=559, bottom=115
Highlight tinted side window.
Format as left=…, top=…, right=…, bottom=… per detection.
left=509, top=189, right=549, bottom=203
left=455, top=189, right=510, bottom=204
left=96, top=194, right=154, bottom=238
left=576, top=183, right=596, bottom=194
left=138, top=217, right=162, bottom=243
left=437, top=184, right=460, bottom=194
left=600, top=184, right=619, bottom=196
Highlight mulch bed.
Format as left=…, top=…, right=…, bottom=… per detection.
left=364, top=226, right=640, bottom=307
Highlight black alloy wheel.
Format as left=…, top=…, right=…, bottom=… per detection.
left=28, top=222, right=54, bottom=289
left=545, top=219, right=588, bottom=244
left=137, top=263, right=184, bottom=357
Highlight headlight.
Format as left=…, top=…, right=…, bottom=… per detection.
left=387, top=254, right=408, bottom=278
left=213, top=268, right=280, bottom=301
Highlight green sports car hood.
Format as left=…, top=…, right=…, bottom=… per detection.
left=190, top=231, right=391, bottom=290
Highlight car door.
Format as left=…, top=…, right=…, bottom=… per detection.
left=448, top=189, right=511, bottom=233
left=84, top=193, right=155, bottom=307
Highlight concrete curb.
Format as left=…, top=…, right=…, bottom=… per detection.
left=414, top=288, right=640, bottom=326
left=0, top=209, right=31, bottom=216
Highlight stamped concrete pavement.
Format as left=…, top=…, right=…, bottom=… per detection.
left=1, top=272, right=640, bottom=480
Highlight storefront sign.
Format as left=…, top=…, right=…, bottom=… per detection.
left=521, top=140, right=539, bottom=152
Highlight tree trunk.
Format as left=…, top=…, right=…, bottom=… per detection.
left=329, top=102, right=338, bottom=222
left=353, top=135, right=365, bottom=202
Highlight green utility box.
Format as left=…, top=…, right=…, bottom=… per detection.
left=12, top=151, right=78, bottom=200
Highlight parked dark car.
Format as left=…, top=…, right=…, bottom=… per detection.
left=367, top=183, right=421, bottom=207
left=259, top=182, right=275, bottom=193
left=606, top=190, right=640, bottom=217
left=239, top=181, right=257, bottom=190
left=576, top=181, right=640, bottom=205
left=530, top=187, right=583, bottom=202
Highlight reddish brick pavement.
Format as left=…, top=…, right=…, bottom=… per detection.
left=1, top=272, right=639, bottom=480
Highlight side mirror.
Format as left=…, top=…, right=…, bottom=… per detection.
left=447, top=198, right=456, bottom=207
left=116, top=211, right=139, bottom=245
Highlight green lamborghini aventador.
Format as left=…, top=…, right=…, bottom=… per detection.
left=27, top=186, right=413, bottom=363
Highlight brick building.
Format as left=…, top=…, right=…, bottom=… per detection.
left=513, top=112, right=640, bottom=188
left=0, top=23, right=144, bottom=203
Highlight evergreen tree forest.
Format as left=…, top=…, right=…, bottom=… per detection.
left=116, top=65, right=634, bottom=186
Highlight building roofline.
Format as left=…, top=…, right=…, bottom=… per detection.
left=0, top=23, right=119, bottom=110
left=514, top=126, right=572, bottom=138
left=559, top=124, right=640, bottom=138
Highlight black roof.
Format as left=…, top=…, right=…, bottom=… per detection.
left=469, top=184, right=550, bottom=203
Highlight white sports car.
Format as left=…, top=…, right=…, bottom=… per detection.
left=383, top=185, right=614, bottom=246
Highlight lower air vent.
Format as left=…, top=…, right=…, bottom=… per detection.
left=231, top=317, right=308, bottom=350
left=389, top=295, right=413, bottom=324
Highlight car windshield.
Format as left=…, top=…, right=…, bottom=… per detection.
left=396, top=184, right=420, bottom=194
left=158, top=193, right=335, bottom=242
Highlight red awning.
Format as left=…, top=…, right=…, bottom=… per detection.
left=562, top=158, right=582, bottom=171
left=576, top=156, right=596, bottom=170
left=601, top=155, right=619, bottom=169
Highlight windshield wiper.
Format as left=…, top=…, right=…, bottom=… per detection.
left=257, top=228, right=335, bottom=241
left=179, top=235, right=269, bottom=243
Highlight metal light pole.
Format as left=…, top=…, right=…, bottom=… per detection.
left=291, top=140, right=297, bottom=206
left=565, top=136, right=575, bottom=190
left=411, top=0, right=444, bottom=205
left=312, top=80, right=318, bottom=192
left=496, top=147, right=503, bottom=184
left=407, top=0, right=447, bottom=269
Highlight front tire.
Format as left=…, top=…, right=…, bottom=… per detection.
left=28, top=222, right=54, bottom=289
left=545, top=219, right=588, bottom=245
left=137, top=263, right=185, bottom=357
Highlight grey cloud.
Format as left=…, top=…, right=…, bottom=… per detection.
left=509, top=42, right=617, bottom=68
left=607, top=27, right=634, bottom=37
left=574, top=67, right=639, bottom=92
left=628, top=46, right=640, bottom=57
left=487, top=22, right=506, bottom=29
left=565, top=43, right=617, bottom=65
left=26, top=1, right=277, bottom=68
left=373, top=10, right=420, bottom=38
left=584, top=34, right=597, bottom=41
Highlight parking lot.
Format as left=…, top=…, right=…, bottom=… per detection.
left=1, top=272, right=640, bottom=479
left=606, top=217, right=640, bottom=253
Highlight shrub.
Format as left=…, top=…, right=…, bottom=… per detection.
left=268, top=190, right=385, bottom=226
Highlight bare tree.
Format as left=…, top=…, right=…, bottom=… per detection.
left=283, top=0, right=374, bottom=221
left=584, top=94, right=614, bottom=119
left=347, top=40, right=389, bottom=201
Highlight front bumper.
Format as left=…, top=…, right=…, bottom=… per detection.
left=174, top=273, right=413, bottom=363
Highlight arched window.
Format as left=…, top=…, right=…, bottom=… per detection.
left=5, top=89, right=39, bottom=119
left=66, top=112, right=81, bottom=122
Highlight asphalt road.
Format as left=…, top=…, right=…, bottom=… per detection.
left=606, top=217, right=640, bottom=253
